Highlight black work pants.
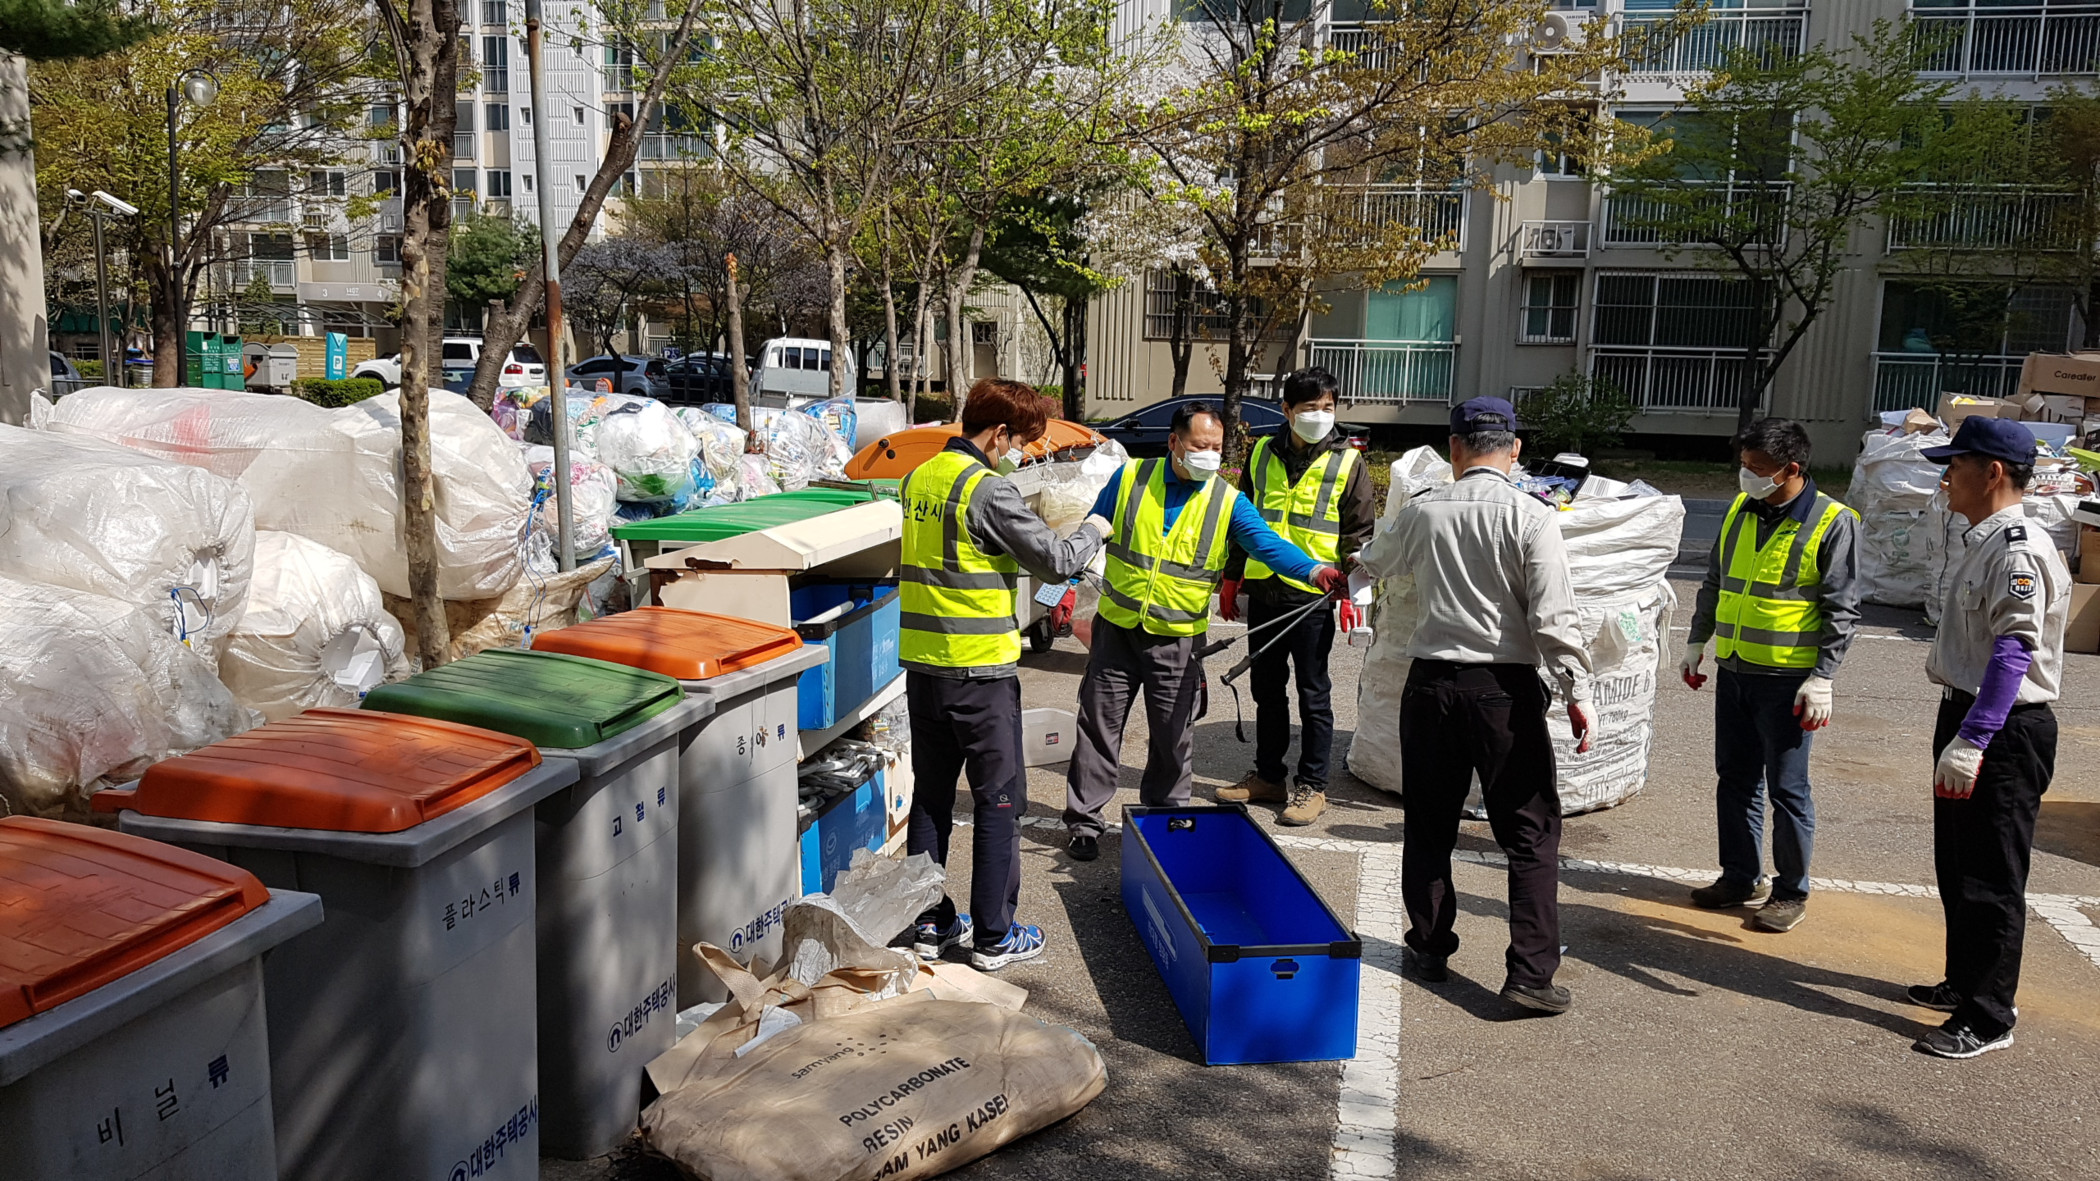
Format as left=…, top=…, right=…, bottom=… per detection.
left=907, top=671, right=1026, bottom=946
left=1932, top=692, right=2055, bottom=1039
left=1063, top=619, right=1202, bottom=837
left=1250, top=592, right=1337, bottom=788
left=1399, top=660, right=1563, bottom=988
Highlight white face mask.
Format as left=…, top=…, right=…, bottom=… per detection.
left=1003, top=446, right=1026, bottom=469
left=1181, top=448, right=1222, bottom=476
left=1738, top=466, right=1783, bottom=499
left=1291, top=409, right=1335, bottom=443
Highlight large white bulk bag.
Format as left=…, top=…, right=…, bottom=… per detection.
left=0, top=575, right=257, bottom=821
left=1850, top=428, right=1949, bottom=608
left=0, top=423, right=254, bottom=663
left=220, top=532, right=411, bottom=722
left=50, top=386, right=530, bottom=599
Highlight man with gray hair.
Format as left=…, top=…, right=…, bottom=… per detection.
left=1358, top=396, right=1595, bottom=1015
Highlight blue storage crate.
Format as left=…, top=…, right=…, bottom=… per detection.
left=1121, top=805, right=1360, bottom=1065
left=791, top=580, right=901, bottom=730
left=798, top=769, right=888, bottom=895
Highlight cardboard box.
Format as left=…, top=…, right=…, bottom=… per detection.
left=2019, top=352, right=2100, bottom=401
left=1901, top=408, right=1941, bottom=435
left=2068, top=583, right=2100, bottom=655
left=2082, top=526, right=2100, bottom=585
left=1937, top=393, right=2024, bottom=429
left=2035, top=393, right=2094, bottom=423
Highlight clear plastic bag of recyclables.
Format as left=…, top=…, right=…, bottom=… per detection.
left=641, top=857, right=1107, bottom=1181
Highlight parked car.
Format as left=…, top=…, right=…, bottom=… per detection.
left=1097, top=395, right=1368, bottom=458
left=662, top=353, right=733, bottom=403
left=752, top=336, right=854, bottom=405
left=566, top=353, right=671, bottom=399
left=351, top=337, right=547, bottom=392
left=47, top=351, right=88, bottom=396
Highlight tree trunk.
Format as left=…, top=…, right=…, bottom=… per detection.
left=825, top=240, right=849, bottom=400
left=148, top=259, right=183, bottom=387
left=1738, top=278, right=1769, bottom=435
left=1222, top=253, right=1251, bottom=466
left=943, top=222, right=986, bottom=419
left=882, top=263, right=902, bottom=403
left=1168, top=265, right=1194, bottom=401
left=1063, top=295, right=1087, bottom=421
left=1274, top=286, right=1312, bottom=388
left=727, top=254, right=751, bottom=433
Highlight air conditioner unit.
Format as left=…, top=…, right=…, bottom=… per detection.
left=1532, top=11, right=1586, bottom=52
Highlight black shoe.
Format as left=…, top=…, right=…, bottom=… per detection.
left=1913, top=1021, right=2014, bottom=1059
left=1067, top=833, right=1099, bottom=862
left=1401, top=946, right=1448, bottom=983
left=1906, top=982, right=1961, bottom=1013
left=1689, top=877, right=1772, bottom=910
left=1501, top=981, right=1572, bottom=1014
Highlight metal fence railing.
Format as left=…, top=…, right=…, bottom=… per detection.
left=1602, top=182, right=1789, bottom=248
left=1308, top=339, right=1457, bottom=404
left=1589, top=346, right=1767, bottom=414
left=231, top=259, right=297, bottom=291
left=1622, top=9, right=1809, bottom=75
left=1911, top=4, right=2100, bottom=75
left=1871, top=351, right=2027, bottom=412
left=1520, top=219, right=1591, bottom=258
left=1885, top=185, right=2082, bottom=251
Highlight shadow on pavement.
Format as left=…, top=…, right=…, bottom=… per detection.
left=2037, top=799, right=2100, bottom=870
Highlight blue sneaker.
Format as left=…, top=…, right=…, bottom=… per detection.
left=970, top=923, right=1046, bottom=972
left=913, top=914, right=972, bottom=961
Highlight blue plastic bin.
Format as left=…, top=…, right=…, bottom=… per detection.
left=791, top=580, right=900, bottom=730
left=798, top=769, right=888, bottom=895
left=1121, top=805, right=1360, bottom=1065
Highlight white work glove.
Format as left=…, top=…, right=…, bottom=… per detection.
left=1567, top=700, right=1595, bottom=755
left=1934, top=737, right=1984, bottom=799
left=1793, top=675, right=1833, bottom=731
left=1083, top=514, right=1113, bottom=541
left=1679, top=641, right=1709, bottom=691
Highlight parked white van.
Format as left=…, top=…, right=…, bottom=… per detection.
left=753, top=337, right=854, bottom=405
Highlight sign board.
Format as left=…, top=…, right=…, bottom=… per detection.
left=326, top=332, right=348, bottom=380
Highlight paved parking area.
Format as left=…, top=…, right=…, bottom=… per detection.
left=553, top=577, right=2100, bottom=1181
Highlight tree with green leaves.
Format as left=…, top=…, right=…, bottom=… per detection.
left=980, top=188, right=1125, bottom=420
left=1606, top=20, right=2003, bottom=429
left=447, top=210, right=539, bottom=320
left=0, top=0, right=144, bottom=62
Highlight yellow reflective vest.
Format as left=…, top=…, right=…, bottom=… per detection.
left=898, top=450, right=1020, bottom=668
left=1099, top=459, right=1240, bottom=637
left=1241, top=436, right=1358, bottom=594
left=1712, top=490, right=1853, bottom=670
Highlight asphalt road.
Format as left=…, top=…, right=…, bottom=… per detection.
left=552, top=568, right=2100, bottom=1181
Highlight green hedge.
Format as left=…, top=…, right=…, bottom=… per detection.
left=292, top=377, right=386, bottom=408
left=75, top=359, right=104, bottom=379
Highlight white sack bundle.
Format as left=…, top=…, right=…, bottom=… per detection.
left=1850, top=427, right=1950, bottom=608
left=220, top=532, right=410, bottom=722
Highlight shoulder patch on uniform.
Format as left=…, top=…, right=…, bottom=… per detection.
left=2006, top=524, right=2027, bottom=543
left=2008, top=570, right=2037, bottom=600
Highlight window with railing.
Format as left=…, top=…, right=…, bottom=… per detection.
left=482, top=36, right=509, bottom=92
left=1521, top=272, right=1582, bottom=344
left=1885, top=185, right=2082, bottom=250
left=1602, top=180, right=1789, bottom=247
left=1621, top=0, right=1809, bottom=76
left=1910, top=1, right=2100, bottom=76
left=1309, top=275, right=1458, bottom=403
left=605, top=44, right=636, bottom=92
left=1872, top=279, right=2082, bottom=410
left=1141, top=269, right=1278, bottom=340
left=238, top=171, right=293, bottom=224
left=1589, top=271, right=1765, bottom=412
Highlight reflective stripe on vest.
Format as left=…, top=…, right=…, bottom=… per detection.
left=898, top=451, right=1020, bottom=668
left=1097, top=458, right=1238, bottom=637
left=1711, top=491, right=1850, bottom=670
left=1242, top=436, right=1357, bottom=593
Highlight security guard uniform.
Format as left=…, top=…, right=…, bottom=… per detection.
left=901, top=437, right=1104, bottom=950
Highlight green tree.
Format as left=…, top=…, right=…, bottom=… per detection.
left=1519, top=372, right=1636, bottom=457
left=446, top=211, right=539, bottom=318
left=0, top=0, right=145, bottom=61
left=1606, top=20, right=2000, bottom=429
left=980, top=188, right=1125, bottom=420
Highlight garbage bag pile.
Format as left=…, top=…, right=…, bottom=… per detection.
left=51, top=387, right=531, bottom=601
left=594, top=400, right=703, bottom=506
left=0, top=424, right=255, bottom=665
left=1850, top=427, right=1951, bottom=609
left=219, top=532, right=410, bottom=723
left=0, top=574, right=258, bottom=822
left=1347, top=448, right=1684, bottom=814
left=523, top=446, right=620, bottom=568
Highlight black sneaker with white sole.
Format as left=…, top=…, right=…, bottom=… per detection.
left=1501, top=981, right=1572, bottom=1014
left=1913, top=1021, right=2014, bottom=1059
left=912, top=914, right=972, bottom=961
left=1905, top=981, right=1961, bottom=1013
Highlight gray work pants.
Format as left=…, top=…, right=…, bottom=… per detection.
left=1063, top=618, right=1202, bottom=837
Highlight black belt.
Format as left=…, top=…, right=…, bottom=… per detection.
left=1941, top=686, right=2050, bottom=712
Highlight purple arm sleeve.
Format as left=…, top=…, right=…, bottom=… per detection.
left=1958, top=634, right=2033, bottom=750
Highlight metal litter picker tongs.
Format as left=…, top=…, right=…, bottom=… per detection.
left=1196, top=586, right=1341, bottom=742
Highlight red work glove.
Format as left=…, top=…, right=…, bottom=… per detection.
left=1048, top=587, right=1075, bottom=636
left=1311, top=565, right=1346, bottom=594
left=1218, top=578, right=1242, bottom=622
left=1337, top=598, right=1360, bottom=632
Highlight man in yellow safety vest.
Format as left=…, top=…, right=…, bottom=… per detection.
left=900, top=379, right=1112, bottom=971
left=1061, top=400, right=1346, bottom=862
left=1681, top=417, right=1861, bottom=934
left=1215, top=366, right=1375, bottom=826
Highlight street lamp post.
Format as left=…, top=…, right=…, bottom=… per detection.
left=166, top=71, right=218, bottom=364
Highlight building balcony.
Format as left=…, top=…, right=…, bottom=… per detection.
left=1326, top=23, right=1392, bottom=70
left=1252, top=185, right=1468, bottom=258
left=640, top=133, right=707, bottom=160
left=1307, top=339, right=1456, bottom=405
left=231, top=259, right=297, bottom=293
left=1520, top=219, right=1591, bottom=259
left=1590, top=345, right=1768, bottom=414
left=1621, top=8, right=1808, bottom=79
left=1601, top=181, right=1789, bottom=248
left=454, top=133, right=477, bottom=160
left=1885, top=185, right=2083, bottom=251
left=483, top=66, right=508, bottom=93
left=1911, top=4, right=2100, bottom=76
left=1872, top=351, right=2025, bottom=412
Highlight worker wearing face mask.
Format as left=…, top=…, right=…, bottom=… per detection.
left=1062, top=400, right=1346, bottom=861
left=900, top=379, right=1112, bottom=971
left=1215, top=367, right=1375, bottom=826
left=1680, top=418, right=1861, bottom=934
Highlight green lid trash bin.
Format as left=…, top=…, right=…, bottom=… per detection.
left=362, top=648, right=702, bottom=1160
left=610, top=486, right=887, bottom=546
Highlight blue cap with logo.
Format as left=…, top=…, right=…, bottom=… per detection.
left=1450, top=396, right=1519, bottom=436
left=1921, top=416, right=2038, bottom=467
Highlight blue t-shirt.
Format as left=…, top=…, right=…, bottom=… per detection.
left=1088, top=462, right=1320, bottom=583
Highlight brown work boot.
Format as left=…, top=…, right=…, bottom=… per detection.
left=1217, top=771, right=1285, bottom=804
left=1279, top=780, right=1327, bottom=826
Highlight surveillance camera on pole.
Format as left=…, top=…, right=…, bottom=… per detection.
left=92, top=191, right=140, bottom=218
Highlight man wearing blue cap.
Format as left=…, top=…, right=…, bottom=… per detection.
left=1358, top=396, right=1595, bottom=1015
left=1907, top=415, right=2069, bottom=1059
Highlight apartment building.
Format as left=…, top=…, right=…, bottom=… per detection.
left=1084, top=0, right=2098, bottom=459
